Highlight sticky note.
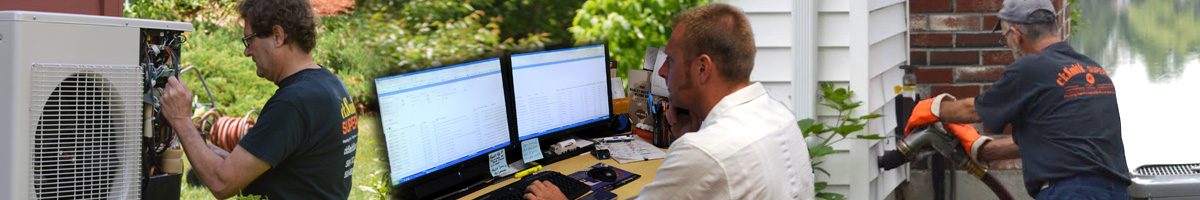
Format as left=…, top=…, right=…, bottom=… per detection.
left=488, top=150, right=507, bottom=177
left=521, top=138, right=544, bottom=162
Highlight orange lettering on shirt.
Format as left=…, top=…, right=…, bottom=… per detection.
left=342, top=115, right=358, bottom=135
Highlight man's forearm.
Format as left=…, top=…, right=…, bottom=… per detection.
left=939, top=97, right=982, bottom=124
left=171, top=119, right=234, bottom=195
left=978, top=136, right=1020, bottom=162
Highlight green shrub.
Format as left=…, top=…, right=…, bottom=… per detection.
left=570, top=0, right=709, bottom=79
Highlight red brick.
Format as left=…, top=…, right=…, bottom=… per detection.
left=929, top=51, right=979, bottom=65
left=915, top=67, right=954, bottom=83
left=932, top=85, right=982, bottom=99
left=911, top=0, right=952, bottom=13
left=1052, top=0, right=1064, bottom=11
left=911, top=51, right=928, bottom=65
left=929, top=15, right=982, bottom=31
left=956, top=0, right=1004, bottom=12
left=956, top=33, right=1004, bottom=48
left=984, top=15, right=1002, bottom=31
left=955, top=66, right=1006, bottom=82
left=912, top=33, right=953, bottom=48
left=982, top=51, right=1016, bottom=65
left=911, top=15, right=930, bottom=31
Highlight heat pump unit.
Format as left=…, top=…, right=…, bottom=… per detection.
left=0, top=11, right=193, bottom=199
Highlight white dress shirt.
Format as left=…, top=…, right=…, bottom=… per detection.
left=636, top=83, right=815, bottom=200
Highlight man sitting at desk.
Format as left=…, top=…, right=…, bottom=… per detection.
left=524, top=3, right=815, bottom=200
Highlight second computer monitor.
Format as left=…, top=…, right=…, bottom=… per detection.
left=510, top=45, right=613, bottom=141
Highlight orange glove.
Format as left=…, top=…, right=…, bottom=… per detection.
left=943, top=123, right=993, bottom=164
left=904, top=93, right=956, bottom=136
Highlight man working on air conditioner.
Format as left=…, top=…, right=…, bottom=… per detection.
left=158, top=0, right=359, bottom=199
left=522, top=3, right=815, bottom=200
left=907, top=0, right=1129, bottom=199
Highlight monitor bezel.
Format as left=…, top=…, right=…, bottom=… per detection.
left=376, top=57, right=518, bottom=199
left=504, top=44, right=615, bottom=163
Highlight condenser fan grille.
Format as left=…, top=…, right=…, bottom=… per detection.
left=30, top=64, right=142, bottom=199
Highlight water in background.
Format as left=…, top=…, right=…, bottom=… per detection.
left=1069, top=0, right=1200, bottom=170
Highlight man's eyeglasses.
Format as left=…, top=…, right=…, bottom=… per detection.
left=996, top=26, right=1013, bottom=47
left=241, top=32, right=260, bottom=48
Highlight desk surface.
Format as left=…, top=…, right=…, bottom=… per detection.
left=460, top=146, right=666, bottom=199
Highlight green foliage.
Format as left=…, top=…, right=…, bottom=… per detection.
left=232, top=193, right=267, bottom=200
left=570, top=0, right=709, bottom=79
left=340, top=0, right=590, bottom=108
left=484, top=0, right=587, bottom=50
left=1068, top=0, right=1083, bottom=35
left=358, top=169, right=392, bottom=199
left=180, top=25, right=276, bottom=117
left=124, top=0, right=208, bottom=21
left=798, top=83, right=887, bottom=200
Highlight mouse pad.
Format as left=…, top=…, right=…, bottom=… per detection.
left=567, top=163, right=641, bottom=191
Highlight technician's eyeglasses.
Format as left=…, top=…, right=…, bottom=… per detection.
left=241, top=32, right=260, bottom=48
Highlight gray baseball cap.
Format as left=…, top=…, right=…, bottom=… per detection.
left=993, top=0, right=1057, bottom=31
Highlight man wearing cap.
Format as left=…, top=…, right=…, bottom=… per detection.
left=903, top=0, right=1129, bottom=199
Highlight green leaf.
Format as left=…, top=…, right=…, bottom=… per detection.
left=817, top=192, right=846, bottom=200
left=797, top=119, right=816, bottom=135
left=813, top=166, right=831, bottom=177
left=855, top=134, right=890, bottom=139
left=809, top=145, right=836, bottom=158
left=820, top=103, right=840, bottom=110
left=814, top=181, right=828, bottom=191
left=804, top=123, right=827, bottom=135
left=859, top=114, right=883, bottom=119
left=841, top=101, right=862, bottom=110
left=833, top=124, right=865, bottom=136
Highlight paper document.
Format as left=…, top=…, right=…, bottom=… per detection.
left=600, top=137, right=666, bottom=164
left=645, top=46, right=670, bottom=97
left=610, top=77, right=626, bottom=99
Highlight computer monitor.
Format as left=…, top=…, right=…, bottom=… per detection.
left=374, top=58, right=513, bottom=194
left=508, top=45, right=613, bottom=155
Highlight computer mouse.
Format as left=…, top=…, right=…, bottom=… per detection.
left=587, top=166, right=619, bottom=182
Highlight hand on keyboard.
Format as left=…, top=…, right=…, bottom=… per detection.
left=524, top=180, right=569, bottom=200
left=476, top=171, right=590, bottom=200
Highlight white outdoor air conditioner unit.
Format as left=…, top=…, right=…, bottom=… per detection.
left=0, top=11, right=193, bottom=199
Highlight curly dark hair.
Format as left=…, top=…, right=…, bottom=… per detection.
left=237, top=0, right=318, bottom=53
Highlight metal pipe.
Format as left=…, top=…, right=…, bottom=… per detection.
left=180, top=66, right=217, bottom=110
left=878, top=124, right=1014, bottom=200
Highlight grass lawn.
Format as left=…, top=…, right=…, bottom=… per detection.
left=180, top=113, right=388, bottom=199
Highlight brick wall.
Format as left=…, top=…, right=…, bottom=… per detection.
left=909, top=0, right=1069, bottom=99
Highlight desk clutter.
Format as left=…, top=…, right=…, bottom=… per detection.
left=594, top=135, right=666, bottom=164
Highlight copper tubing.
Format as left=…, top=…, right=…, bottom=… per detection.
left=208, top=116, right=255, bottom=152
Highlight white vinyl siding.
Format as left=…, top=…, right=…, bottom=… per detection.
left=726, top=0, right=911, bottom=199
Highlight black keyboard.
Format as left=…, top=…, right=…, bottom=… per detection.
left=475, top=171, right=591, bottom=200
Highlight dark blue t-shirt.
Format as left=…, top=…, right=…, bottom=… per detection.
left=975, top=42, right=1129, bottom=196
left=238, top=67, right=359, bottom=199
